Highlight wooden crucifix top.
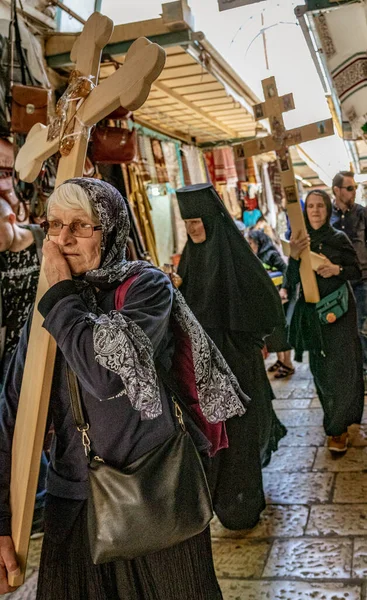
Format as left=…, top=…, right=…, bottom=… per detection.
left=9, top=12, right=166, bottom=589
left=236, top=76, right=335, bottom=303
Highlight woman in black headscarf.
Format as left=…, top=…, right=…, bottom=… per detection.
left=0, top=178, right=251, bottom=599
left=247, top=229, right=296, bottom=378
left=287, top=189, right=364, bottom=453
left=176, top=183, right=287, bottom=530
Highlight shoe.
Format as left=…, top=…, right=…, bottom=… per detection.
left=328, top=432, right=349, bottom=453
left=267, top=360, right=283, bottom=373
left=274, top=365, right=295, bottom=379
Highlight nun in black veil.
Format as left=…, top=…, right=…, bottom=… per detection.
left=176, top=183, right=287, bottom=530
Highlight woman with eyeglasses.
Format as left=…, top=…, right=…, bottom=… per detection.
left=0, top=178, right=252, bottom=599
left=287, top=189, right=364, bottom=453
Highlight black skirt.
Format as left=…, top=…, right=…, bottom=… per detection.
left=36, top=496, right=222, bottom=600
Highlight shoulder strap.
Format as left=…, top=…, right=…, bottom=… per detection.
left=114, top=274, right=139, bottom=310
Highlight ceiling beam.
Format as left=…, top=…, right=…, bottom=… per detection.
left=153, top=80, right=238, bottom=138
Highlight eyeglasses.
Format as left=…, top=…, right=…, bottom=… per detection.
left=339, top=185, right=358, bottom=192
left=41, top=220, right=102, bottom=238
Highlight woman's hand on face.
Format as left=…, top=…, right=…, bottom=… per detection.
left=289, top=232, right=310, bottom=260
left=317, top=255, right=341, bottom=279
left=43, top=239, right=72, bottom=287
left=0, top=536, right=20, bottom=594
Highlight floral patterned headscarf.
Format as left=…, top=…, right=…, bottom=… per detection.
left=59, top=178, right=248, bottom=422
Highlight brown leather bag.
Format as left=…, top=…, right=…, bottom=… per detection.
left=11, top=84, right=49, bottom=134
left=90, top=127, right=137, bottom=164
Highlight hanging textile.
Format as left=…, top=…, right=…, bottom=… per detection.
left=220, top=186, right=241, bottom=220
left=182, top=145, right=207, bottom=185
left=203, top=151, right=216, bottom=186
left=267, top=160, right=283, bottom=206
left=124, top=163, right=159, bottom=265
left=235, top=155, right=246, bottom=182
left=138, top=135, right=158, bottom=183
left=136, top=134, right=152, bottom=183
left=151, top=139, right=169, bottom=184
left=147, top=185, right=175, bottom=265
left=260, top=163, right=277, bottom=230
left=180, top=149, right=191, bottom=185
left=314, top=5, right=367, bottom=137
left=212, top=147, right=238, bottom=183
left=161, top=141, right=183, bottom=189
left=171, top=192, right=187, bottom=254
left=245, top=157, right=257, bottom=183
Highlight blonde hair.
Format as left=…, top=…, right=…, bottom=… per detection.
left=47, top=182, right=99, bottom=223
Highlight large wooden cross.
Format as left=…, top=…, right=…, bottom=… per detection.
left=237, top=76, right=335, bottom=303
left=9, top=12, right=165, bottom=588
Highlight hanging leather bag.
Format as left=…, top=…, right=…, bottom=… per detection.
left=90, top=126, right=137, bottom=164
left=10, top=0, right=49, bottom=134
left=11, top=84, right=49, bottom=134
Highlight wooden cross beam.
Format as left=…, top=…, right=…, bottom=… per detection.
left=9, top=12, right=165, bottom=588
left=236, top=76, right=335, bottom=303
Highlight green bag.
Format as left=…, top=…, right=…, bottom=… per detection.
left=316, top=283, right=349, bottom=325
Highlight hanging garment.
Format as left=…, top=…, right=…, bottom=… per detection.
left=203, top=151, right=216, bottom=186
left=147, top=185, right=175, bottom=265
left=260, top=163, right=277, bottom=229
left=151, top=139, right=169, bottom=184
left=140, top=135, right=158, bottom=183
left=125, top=164, right=159, bottom=265
left=183, top=145, right=205, bottom=185
left=267, top=160, right=283, bottom=206
left=136, top=134, right=152, bottom=183
left=212, top=147, right=237, bottom=183
left=161, top=141, right=183, bottom=189
left=171, top=192, right=187, bottom=255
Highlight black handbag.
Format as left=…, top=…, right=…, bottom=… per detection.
left=66, top=367, right=213, bottom=564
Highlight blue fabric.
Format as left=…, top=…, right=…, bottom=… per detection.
left=243, top=209, right=261, bottom=228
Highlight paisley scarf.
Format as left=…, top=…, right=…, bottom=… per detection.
left=61, top=178, right=247, bottom=422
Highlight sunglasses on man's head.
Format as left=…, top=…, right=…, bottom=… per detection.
left=339, top=185, right=358, bottom=192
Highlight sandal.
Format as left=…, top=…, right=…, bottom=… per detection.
left=274, top=365, right=295, bottom=379
left=267, top=360, right=283, bottom=373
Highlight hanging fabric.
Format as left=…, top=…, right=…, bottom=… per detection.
left=161, top=141, right=182, bottom=189
left=182, top=145, right=207, bottom=185
left=125, top=163, right=159, bottom=265
left=151, top=139, right=169, bottom=184
left=212, top=147, right=237, bottom=183
left=203, top=151, right=216, bottom=185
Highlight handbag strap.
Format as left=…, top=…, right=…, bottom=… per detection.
left=66, top=365, right=91, bottom=457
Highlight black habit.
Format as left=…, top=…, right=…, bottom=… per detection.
left=287, top=220, right=364, bottom=436
left=177, top=183, right=287, bottom=530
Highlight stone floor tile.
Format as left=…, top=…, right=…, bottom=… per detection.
left=274, top=408, right=324, bottom=427
left=333, top=472, right=367, bottom=503
left=291, top=387, right=317, bottom=399
left=279, top=426, right=326, bottom=447
left=5, top=572, right=38, bottom=599
left=264, top=446, right=316, bottom=472
left=310, top=397, right=321, bottom=407
left=263, top=538, right=352, bottom=579
left=352, top=537, right=367, bottom=578
left=273, top=399, right=311, bottom=410
left=219, top=579, right=362, bottom=600
left=307, top=504, right=367, bottom=536
left=313, top=447, right=367, bottom=472
left=212, top=539, right=270, bottom=578
left=263, top=471, right=333, bottom=504
left=348, top=424, right=367, bottom=447
left=211, top=505, right=308, bottom=539
left=272, top=387, right=293, bottom=399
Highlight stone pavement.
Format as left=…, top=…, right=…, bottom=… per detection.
left=212, top=357, right=367, bottom=600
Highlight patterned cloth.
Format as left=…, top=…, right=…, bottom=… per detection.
left=151, top=139, right=169, bottom=184
left=182, top=145, right=208, bottom=185
left=61, top=178, right=247, bottom=423
left=212, top=147, right=238, bottom=183
left=161, top=141, right=183, bottom=189
left=1, top=243, right=40, bottom=356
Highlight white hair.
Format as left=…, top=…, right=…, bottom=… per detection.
left=47, top=182, right=99, bottom=222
